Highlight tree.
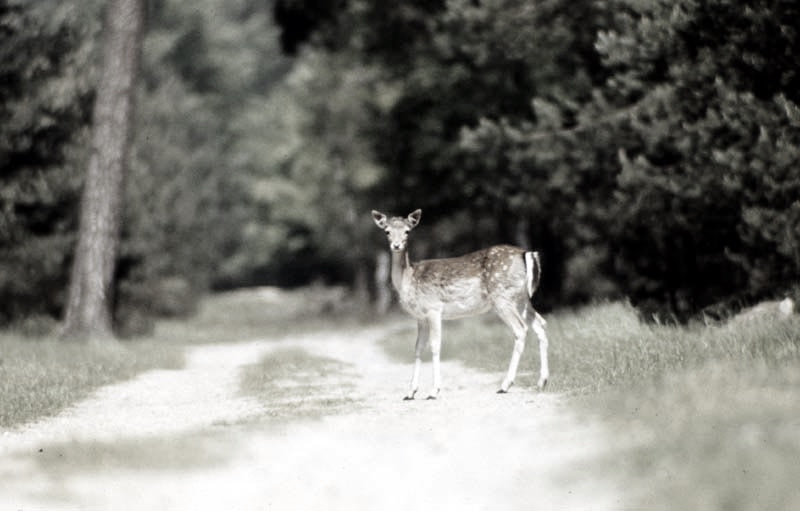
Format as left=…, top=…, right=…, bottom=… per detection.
left=60, top=0, right=144, bottom=340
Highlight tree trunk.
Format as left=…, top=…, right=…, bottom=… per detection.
left=60, top=0, right=144, bottom=341
left=374, top=251, right=392, bottom=314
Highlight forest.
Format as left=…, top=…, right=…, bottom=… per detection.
left=1, top=0, right=799, bottom=335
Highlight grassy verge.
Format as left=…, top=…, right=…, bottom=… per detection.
left=0, top=335, right=183, bottom=429
left=379, top=301, right=800, bottom=510
left=0, top=286, right=362, bottom=431
left=239, top=347, right=357, bottom=422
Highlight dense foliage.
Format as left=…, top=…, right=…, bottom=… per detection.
left=593, top=0, right=800, bottom=318
left=0, top=1, right=94, bottom=324
left=1, top=0, right=798, bottom=330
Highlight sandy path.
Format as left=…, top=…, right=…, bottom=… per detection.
left=0, top=323, right=623, bottom=510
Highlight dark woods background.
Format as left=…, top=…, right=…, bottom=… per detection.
left=2, top=0, right=799, bottom=334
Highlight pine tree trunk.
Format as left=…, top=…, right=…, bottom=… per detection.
left=374, top=251, right=392, bottom=314
left=60, top=0, right=144, bottom=341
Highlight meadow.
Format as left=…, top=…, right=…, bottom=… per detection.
left=380, top=301, right=800, bottom=510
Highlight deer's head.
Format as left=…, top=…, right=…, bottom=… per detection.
left=372, top=209, right=421, bottom=251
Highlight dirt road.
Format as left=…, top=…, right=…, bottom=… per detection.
left=0, top=323, right=623, bottom=510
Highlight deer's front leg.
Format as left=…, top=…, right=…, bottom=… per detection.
left=427, top=312, right=443, bottom=400
left=405, top=319, right=429, bottom=400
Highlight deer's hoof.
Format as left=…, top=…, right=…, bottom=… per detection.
left=537, top=378, right=548, bottom=391
left=498, top=381, right=513, bottom=394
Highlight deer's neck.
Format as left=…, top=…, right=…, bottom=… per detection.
left=390, top=249, right=411, bottom=292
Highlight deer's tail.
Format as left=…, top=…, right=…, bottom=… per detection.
left=524, top=251, right=542, bottom=302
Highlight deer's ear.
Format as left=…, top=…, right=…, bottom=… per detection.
left=407, top=209, right=422, bottom=228
left=372, top=210, right=388, bottom=228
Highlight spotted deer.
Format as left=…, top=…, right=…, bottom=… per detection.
left=372, top=209, right=549, bottom=400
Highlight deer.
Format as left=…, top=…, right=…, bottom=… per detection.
left=372, top=209, right=549, bottom=400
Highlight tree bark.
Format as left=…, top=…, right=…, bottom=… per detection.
left=374, top=251, right=392, bottom=314
left=61, top=0, right=144, bottom=341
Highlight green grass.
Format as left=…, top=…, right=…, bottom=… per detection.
left=379, top=301, right=800, bottom=510
left=0, top=335, right=184, bottom=429
left=239, top=347, right=358, bottom=422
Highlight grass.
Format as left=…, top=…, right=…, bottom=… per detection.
left=239, top=347, right=358, bottom=422
left=379, top=300, right=800, bottom=510
left=0, top=335, right=184, bottom=429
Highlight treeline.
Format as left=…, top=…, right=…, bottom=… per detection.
left=1, top=0, right=799, bottom=332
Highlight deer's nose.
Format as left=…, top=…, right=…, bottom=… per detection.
left=391, top=242, right=404, bottom=251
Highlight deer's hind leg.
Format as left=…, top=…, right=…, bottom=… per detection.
left=495, top=300, right=529, bottom=393
left=531, top=310, right=549, bottom=390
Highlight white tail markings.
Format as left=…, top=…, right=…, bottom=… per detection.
left=524, top=251, right=540, bottom=299
left=372, top=209, right=549, bottom=399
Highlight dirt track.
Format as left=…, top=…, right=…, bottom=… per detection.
left=0, top=323, right=623, bottom=510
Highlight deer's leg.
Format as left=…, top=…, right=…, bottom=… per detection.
left=426, top=311, right=443, bottom=400
left=496, top=303, right=528, bottom=393
left=405, top=319, right=429, bottom=400
left=531, top=311, right=549, bottom=390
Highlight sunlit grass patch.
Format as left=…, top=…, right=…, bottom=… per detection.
left=239, top=347, right=358, bottom=422
left=0, top=335, right=184, bottom=429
